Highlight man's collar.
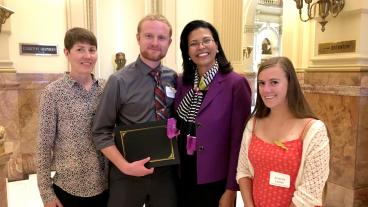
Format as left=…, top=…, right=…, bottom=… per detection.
left=136, top=56, right=162, bottom=75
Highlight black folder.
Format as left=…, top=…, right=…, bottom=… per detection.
left=114, top=120, right=180, bottom=168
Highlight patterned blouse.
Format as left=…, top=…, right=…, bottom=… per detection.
left=37, top=73, right=107, bottom=204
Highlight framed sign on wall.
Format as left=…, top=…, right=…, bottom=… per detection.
left=19, top=43, right=58, bottom=56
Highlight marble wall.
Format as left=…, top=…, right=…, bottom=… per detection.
left=302, top=71, right=368, bottom=207
left=0, top=73, right=62, bottom=181
left=0, top=153, right=12, bottom=207
left=1, top=70, right=367, bottom=206
left=0, top=71, right=255, bottom=182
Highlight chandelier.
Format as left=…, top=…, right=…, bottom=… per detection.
left=294, top=0, right=345, bottom=32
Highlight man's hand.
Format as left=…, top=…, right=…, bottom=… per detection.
left=101, top=146, right=154, bottom=177
left=45, top=198, right=63, bottom=207
left=123, top=157, right=154, bottom=177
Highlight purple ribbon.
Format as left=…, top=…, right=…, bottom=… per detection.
left=186, top=135, right=197, bottom=155
left=167, top=118, right=180, bottom=139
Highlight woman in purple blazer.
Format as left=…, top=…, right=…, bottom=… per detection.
left=174, top=20, right=252, bottom=207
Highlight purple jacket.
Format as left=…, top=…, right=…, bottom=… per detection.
left=174, top=71, right=252, bottom=190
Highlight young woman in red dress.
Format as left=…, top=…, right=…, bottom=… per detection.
left=237, top=57, right=330, bottom=207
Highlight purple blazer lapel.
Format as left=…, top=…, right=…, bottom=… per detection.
left=198, top=73, right=225, bottom=114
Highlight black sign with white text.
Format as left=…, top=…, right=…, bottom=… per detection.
left=19, top=43, right=58, bottom=55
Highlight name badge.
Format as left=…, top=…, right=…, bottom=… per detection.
left=269, top=171, right=290, bottom=188
left=165, top=86, right=176, bottom=98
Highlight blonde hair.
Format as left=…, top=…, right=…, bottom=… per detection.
left=137, top=14, right=172, bottom=37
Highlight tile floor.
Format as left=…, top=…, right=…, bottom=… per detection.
left=7, top=174, right=244, bottom=207
left=7, top=174, right=43, bottom=207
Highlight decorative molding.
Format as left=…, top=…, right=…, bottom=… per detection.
left=239, top=71, right=257, bottom=78
left=338, top=8, right=368, bottom=17
left=0, top=60, right=15, bottom=72
left=160, top=0, right=177, bottom=69
left=303, top=84, right=368, bottom=97
left=86, top=0, right=95, bottom=32
left=311, top=54, right=368, bottom=61
left=307, top=65, right=368, bottom=72
left=0, top=68, right=15, bottom=73
left=0, top=4, right=14, bottom=33
left=214, top=0, right=243, bottom=62
left=65, top=0, right=72, bottom=29
left=145, top=0, right=162, bottom=14
left=309, top=54, right=368, bottom=71
left=66, top=0, right=95, bottom=30
left=244, top=24, right=259, bottom=33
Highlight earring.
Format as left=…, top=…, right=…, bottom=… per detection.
left=217, top=50, right=219, bottom=53
left=189, top=57, right=191, bottom=60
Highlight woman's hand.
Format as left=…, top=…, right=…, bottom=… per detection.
left=219, top=189, right=236, bottom=207
left=45, top=198, right=63, bottom=207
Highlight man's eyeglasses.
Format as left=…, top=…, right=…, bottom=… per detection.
left=189, top=38, right=214, bottom=48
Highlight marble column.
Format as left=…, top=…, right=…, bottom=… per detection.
left=282, top=0, right=368, bottom=205
left=212, top=0, right=256, bottom=102
left=0, top=73, right=23, bottom=181
left=0, top=73, right=62, bottom=181
left=303, top=70, right=368, bottom=207
left=302, top=1, right=368, bottom=205
left=65, top=0, right=95, bottom=31
left=0, top=152, right=12, bottom=207
left=213, top=0, right=244, bottom=72
left=242, top=0, right=257, bottom=72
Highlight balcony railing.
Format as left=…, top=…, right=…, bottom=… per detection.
left=258, top=0, right=283, bottom=7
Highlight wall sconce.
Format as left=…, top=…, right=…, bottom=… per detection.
left=0, top=5, right=14, bottom=33
left=294, top=0, right=344, bottom=32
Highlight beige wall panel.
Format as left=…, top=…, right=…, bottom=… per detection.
left=161, top=0, right=177, bottom=71
left=7, top=0, right=67, bottom=73
left=175, top=0, right=214, bottom=73
left=96, top=0, right=145, bottom=79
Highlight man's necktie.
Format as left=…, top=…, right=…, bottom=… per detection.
left=150, top=69, right=168, bottom=120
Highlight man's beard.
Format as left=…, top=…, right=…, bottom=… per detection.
left=141, top=49, right=166, bottom=62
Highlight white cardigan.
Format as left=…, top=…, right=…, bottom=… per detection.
left=236, top=118, right=330, bottom=207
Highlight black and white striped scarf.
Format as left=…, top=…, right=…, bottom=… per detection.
left=176, top=61, right=219, bottom=123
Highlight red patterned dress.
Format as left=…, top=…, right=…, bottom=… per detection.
left=248, top=121, right=304, bottom=207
